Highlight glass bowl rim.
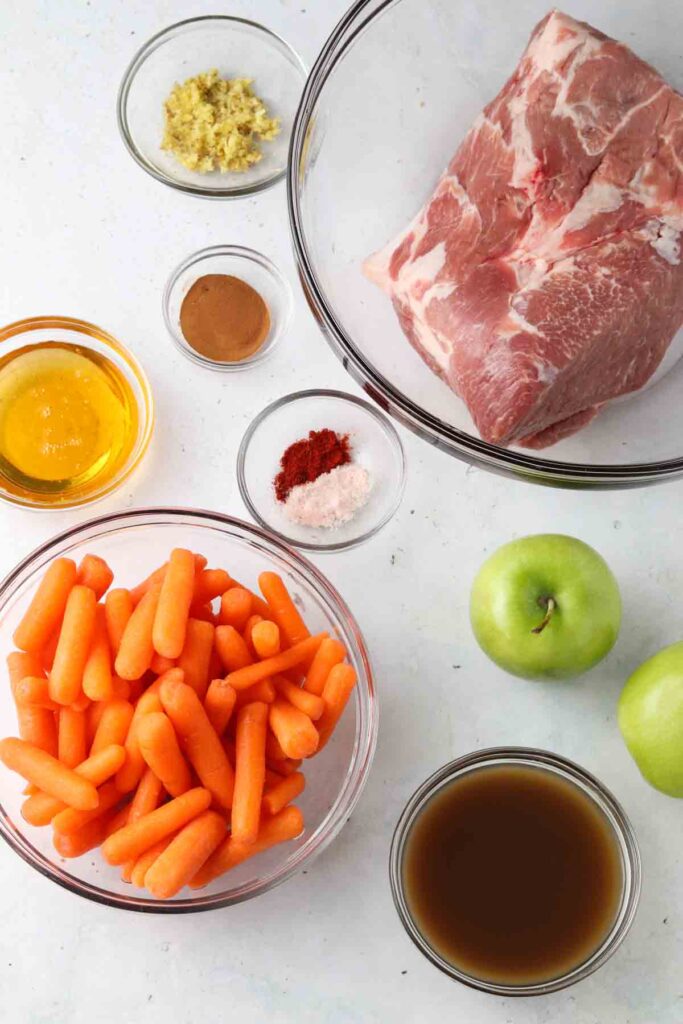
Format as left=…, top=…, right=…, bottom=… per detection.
left=0, top=315, right=154, bottom=511
left=0, top=506, right=378, bottom=912
left=236, top=388, right=407, bottom=551
left=162, top=244, right=294, bottom=372
left=389, top=746, right=642, bottom=996
left=286, top=0, right=683, bottom=489
left=117, top=14, right=308, bottom=200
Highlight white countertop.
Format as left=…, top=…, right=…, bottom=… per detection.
left=0, top=1, right=681, bottom=1021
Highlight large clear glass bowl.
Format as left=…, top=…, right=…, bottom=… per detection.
left=288, top=0, right=683, bottom=488
left=0, top=509, right=377, bottom=912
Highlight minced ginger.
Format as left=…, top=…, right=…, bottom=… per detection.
left=161, top=69, right=280, bottom=173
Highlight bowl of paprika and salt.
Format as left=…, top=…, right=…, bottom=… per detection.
left=237, top=389, right=406, bottom=552
left=163, top=244, right=292, bottom=370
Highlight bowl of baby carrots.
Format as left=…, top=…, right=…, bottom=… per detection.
left=0, top=508, right=376, bottom=911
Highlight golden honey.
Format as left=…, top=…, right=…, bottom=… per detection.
left=0, top=342, right=139, bottom=504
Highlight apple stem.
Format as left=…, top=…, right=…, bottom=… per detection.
left=531, top=597, right=556, bottom=635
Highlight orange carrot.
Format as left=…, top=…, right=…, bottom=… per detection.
left=104, top=588, right=133, bottom=656
left=111, top=676, right=131, bottom=700
left=130, top=834, right=175, bottom=887
left=190, top=805, right=304, bottom=887
left=82, top=606, right=113, bottom=702
left=177, top=618, right=214, bottom=698
left=115, top=583, right=161, bottom=680
left=58, top=707, right=87, bottom=768
left=204, top=679, right=237, bottom=736
left=269, top=699, right=319, bottom=759
left=159, top=679, right=234, bottom=811
left=153, top=548, right=195, bottom=659
left=192, top=569, right=232, bottom=608
left=13, top=558, right=78, bottom=653
left=145, top=811, right=227, bottom=898
left=77, top=554, right=114, bottom=599
left=258, top=572, right=309, bottom=647
left=192, top=603, right=217, bottom=625
left=137, top=712, right=192, bottom=797
left=130, top=563, right=167, bottom=604
left=232, top=702, right=268, bottom=844
left=252, top=620, right=281, bottom=660
left=315, top=663, right=357, bottom=752
left=262, top=771, right=305, bottom=816
left=234, top=678, right=276, bottom=710
left=14, top=676, right=58, bottom=711
left=52, top=780, right=122, bottom=835
left=273, top=676, right=325, bottom=720
left=224, top=634, right=326, bottom=692
left=0, top=738, right=98, bottom=810
left=91, top=699, right=134, bottom=755
left=48, top=585, right=97, bottom=705
left=105, top=803, right=131, bottom=838
left=21, top=744, right=126, bottom=826
left=53, top=814, right=111, bottom=858
left=102, top=787, right=211, bottom=865
left=304, top=638, right=346, bottom=696
left=121, top=768, right=165, bottom=880
left=115, top=688, right=164, bottom=793
left=266, top=757, right=302, bottom=777
left=71, top=692, right=91, bottom=713
left=7, top=652, right=57, bottom=755
left=85, top=700, right=107, bottom=745
left=218, top=588, right=253, bottom=632
left=41, top=627, right=60, bottom=672
left=150, top=652, right=176, bottom=676
left=214, top=625, right=253, bottom=673
left=242, top=614, right=263, bottom=658
left=265, top=731, right=287, bottom=761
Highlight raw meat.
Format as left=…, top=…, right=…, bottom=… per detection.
left=364, top=9, right=683, bottom=448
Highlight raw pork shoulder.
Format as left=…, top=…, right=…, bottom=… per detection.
left=365, top=9, right=683, bottom=448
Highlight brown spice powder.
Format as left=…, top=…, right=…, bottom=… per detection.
left=179, top=274, right=270, bottom=363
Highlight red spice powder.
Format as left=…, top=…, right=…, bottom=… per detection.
left=275, top=429, right=351, bottom=502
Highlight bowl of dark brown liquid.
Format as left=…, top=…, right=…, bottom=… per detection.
left=390, top=748, right=641, bottom=995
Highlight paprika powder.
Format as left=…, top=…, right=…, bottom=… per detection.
left=274, top=429, right=351, bottom=502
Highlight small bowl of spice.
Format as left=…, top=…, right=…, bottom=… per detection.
left=237, top=390, right=406, bottom=552
left=163, top=245, right=292, bottom=370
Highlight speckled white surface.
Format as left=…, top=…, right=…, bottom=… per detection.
left=0, top=2, right=682, bottom=1022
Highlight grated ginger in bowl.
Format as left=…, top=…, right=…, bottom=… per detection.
left=161, top=69, right=280, bottom=174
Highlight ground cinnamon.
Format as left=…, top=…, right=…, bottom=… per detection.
left=179, top=274, right=270, bottom=362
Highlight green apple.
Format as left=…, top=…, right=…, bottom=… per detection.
left=618, top=643, right=683, bottom=797
left=470, top=534, right=621, bottom=681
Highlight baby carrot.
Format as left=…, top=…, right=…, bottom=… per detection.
left=86, top=700, right=106, bottom=746
left=7, top=652, right=57, bottom=755
left=104, top=588, right=133, bottom=655
left=269, top=699, right=319, bottom=760
left=137, top=712, right=192, bottom=798
left=111, top=676, right=131, bottom=701
left=120, top=766, right=165, bottom=882
left=58, top=707, right=87, bottom=768
left=190, top=805, right=304, bottom=888
left=266, top=757, right=303, bottom=778
left=159, top=679, right=234, bottom=811
left=71, top=692, right=91, bottom=713
left=145, top=811, right=227, bottom=899
left=91, top=699, right=134, bottom=755
left=232, top=703, right=268, bottom=845
left=41, top=628, right=60, bottom=672
left=105, top=803, right=131, bottom=838
left=82, top=606, right=113, bottom=702
left=192, top=569, right=232, bottom=608
left=218, top=588, right=253, bottom=632
left=49, top=585, right=97, bottom=706
left=21, top=744, right=126, bottom=826
left=303, top=638, right=346, bottom=696
left=214, top=625, right=252, bottom=673
left=234, top=679, right=276, bottom=711
left=14, top=676, right=58, bottom=711
left=224, top=634, right=326, bottom=692
left=252, top=620, right=281, bottom=660
left=192, top=604, right=216, bottom=625
left=258, top=572, right=309, bottom=647
left=130, top=834, right=175, bottom=888
left=273, top=676, right=325, bottom=721
left=265, top=731, right=287, bottom=761
left=316, top=663, right=357, bottom=752
left=13, top=557, right=78, bottom=653
left=242, top=614, right=263, bottom=658
left=153, top=548, right=196, bottom=659
left=52, top=780, right=122, bottom=835
left=115, top=688, right=164, bottom=793
left=7, top=651, right=44, bottom=694
left=130, top=563, right=167, bottom=605
left=115, top=583, right=161, bottom=680
left=262, top=771, right=305, bottom=816
left=53, top=814, right=111, bottom=859
left=102, top=787, right=211, bottom=865
left=0, top=738, right=98, bottom=810
left=150, top=652, right=176, bottom=676
left=204, top=679, right=237, bottom=736
left=77, top=554, right=114, bottom=600
left=177, top=618, right=215, bottom=698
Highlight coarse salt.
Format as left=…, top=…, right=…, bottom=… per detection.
left=282, top=463, right=371, bottom=529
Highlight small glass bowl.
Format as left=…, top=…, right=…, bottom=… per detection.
left=163, top=245, right=293, bottom=371
left=390, top=748, right=641, bottom=996
left=237, top=390, right=407, bottom=552
left=0, top=316, right=153, bottom=511
left=0, top=508, right=377, bottom=912
left=117, top=16, right=307, bottom=199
